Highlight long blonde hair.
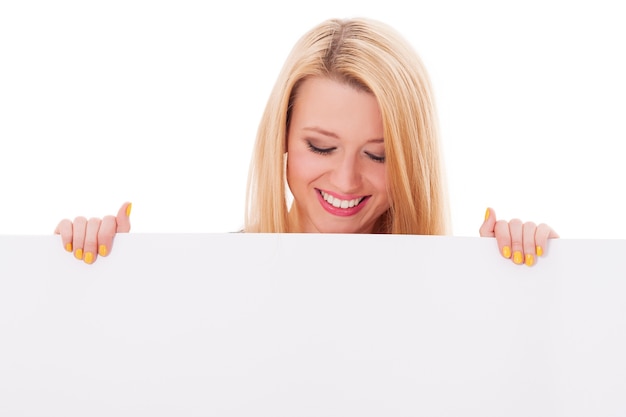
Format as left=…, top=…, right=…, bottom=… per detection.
left=245, top=17, right=449, bottom=234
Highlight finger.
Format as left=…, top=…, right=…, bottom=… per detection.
left=97, top=215, right=117, bottom=258
left=116, top=202, right=132, bottom=233
left=535, top=223, right=559, bottom=257
left=55, top=219, right=74, bottom=253
left=494, top=220, right=511, bottom=259
left=522, top=221, right=537, bottom=267
left=508, top=219, right=524, bottom=265
left=83, top=217, right=102, bottom=264
left=478, top=207, right=496, bottom=237
left=72, top=216, right=88, bottom=260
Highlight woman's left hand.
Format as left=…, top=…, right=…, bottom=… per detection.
left=479, top=207, right=559, bottom=266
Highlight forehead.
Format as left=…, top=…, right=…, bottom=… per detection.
left=290, top=77, right=383, bottom=137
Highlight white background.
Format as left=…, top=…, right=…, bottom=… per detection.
left=1, top=0, right=624, bottom=238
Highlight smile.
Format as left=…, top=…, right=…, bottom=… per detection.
left=320, top=190, right=365, bottom=208
left=316, top=189, right=370, bottom=217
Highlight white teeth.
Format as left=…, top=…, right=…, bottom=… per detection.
left=320, top=191, right=363, bottom=209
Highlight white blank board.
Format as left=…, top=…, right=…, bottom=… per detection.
left=0, top=233, right=625, bottom=417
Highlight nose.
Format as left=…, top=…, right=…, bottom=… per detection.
left=330, top=154, right=362, bottom=193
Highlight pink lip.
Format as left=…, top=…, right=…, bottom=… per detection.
left=316, top=189, right=369, bottom=217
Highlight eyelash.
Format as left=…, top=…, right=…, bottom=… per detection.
left=307, top=141, right=335, bottom=155
left=306, top=141, right=386, bottom=163
left=365, top=152, right=386, bottom=163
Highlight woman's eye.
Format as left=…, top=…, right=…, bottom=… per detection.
left=307, top=141, right=335, bottom=155
left=365, top=151, right=386, bottom=163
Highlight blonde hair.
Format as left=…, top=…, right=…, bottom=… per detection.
left=245, top=17, right=450, bottom=234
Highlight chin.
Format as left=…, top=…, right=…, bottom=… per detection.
left=313, top=220, right=374, bottom=234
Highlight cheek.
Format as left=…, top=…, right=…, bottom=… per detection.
left=368, top=165, right=388, bottom=194
left=286, top=148, right=315, bottom=190
left=287, top=136, right=333, bottom=181
left=369, top=166, right=391, bottom=209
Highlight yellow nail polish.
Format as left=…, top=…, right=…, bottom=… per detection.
left=536, top=246, right=543, bottom=257
left=65, top=243, right=73, bottom=252
left=513, top=251, right=523, bottom=265
left=484, top=208, right=490, bottom=221
left=525, top=253, right=534, bottom=267
left=98, top=245, right=108, bottom=257
left=84, top=252, right=94, bottom=264
left=126, top=203, right=132, bottom=217
left=75, top=248, right=83, bottom=260
left=502, top=246, right=511, bottom=258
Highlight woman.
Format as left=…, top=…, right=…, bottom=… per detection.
left=55, top=18, right=558, bottom=265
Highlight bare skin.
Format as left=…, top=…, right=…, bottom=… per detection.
left=55, top=202, right=131, bottom=265
left=480, top=207, right=559, bottom=266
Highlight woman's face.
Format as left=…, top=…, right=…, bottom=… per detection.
left=286, top=76, right=390, bottom=233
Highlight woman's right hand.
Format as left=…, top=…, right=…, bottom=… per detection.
left=54, top=202, right=132, bottom=264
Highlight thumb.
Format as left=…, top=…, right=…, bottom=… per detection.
left=116, top=202, right=132, bottom=233
left=479, top=207, right=496, bottom=237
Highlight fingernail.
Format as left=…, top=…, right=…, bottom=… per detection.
left=502, top=246, right=511, bottom=258
left=484, top=208, right=490, bottom=221
left=513, top=251, right=523, bottom=265
left=65, top=243, right=73, bottom=252
left=536, top=246, right=543, bottom=257
left=98, top=245, right=108, bottom=257
left=74, top=248, right=83, bottom=260
left=525, top=253, right=534, bottom=267
left=84, top=252, right=94, bottom=264
left=126, top=203, right=133, bottom=217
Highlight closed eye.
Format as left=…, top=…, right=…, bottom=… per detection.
left=307, top=141, right=336, bottom=155
left=365, top=151, right=386, bottom=163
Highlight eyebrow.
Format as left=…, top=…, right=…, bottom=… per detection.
left=302, top=126, right=384, bottom=143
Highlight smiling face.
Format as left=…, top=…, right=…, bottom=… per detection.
left=286, top=76, right=390, bottom=233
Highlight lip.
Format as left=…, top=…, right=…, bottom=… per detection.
left=316, top=188, right=370, bottom=217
